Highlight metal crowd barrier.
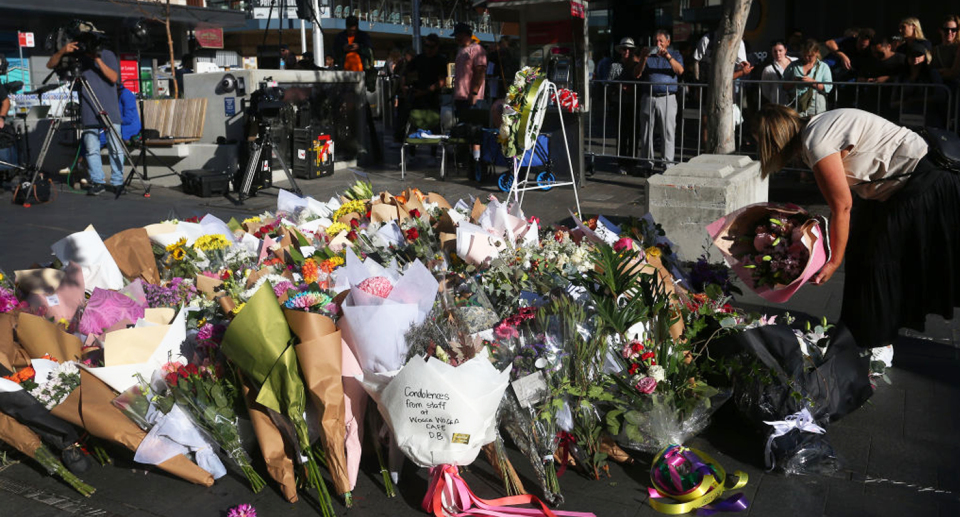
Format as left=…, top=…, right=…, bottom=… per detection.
left=587, top=78, right=955, bottom=169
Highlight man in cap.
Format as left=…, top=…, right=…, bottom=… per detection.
left=46, top=21, right=123, bottom=196
left=453, top=22, right=487, bottom=168
left=609, top=37, right=641, bottom=174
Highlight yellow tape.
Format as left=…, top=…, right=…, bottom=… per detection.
left=648, top=446, right=748, bottom=514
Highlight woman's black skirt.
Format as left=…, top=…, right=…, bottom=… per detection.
left=841, top=158, right=960, bottom=348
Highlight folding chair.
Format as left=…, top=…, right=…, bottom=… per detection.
left=401, top=109, right=448, bottom=180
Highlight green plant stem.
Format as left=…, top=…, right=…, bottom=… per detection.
left=367, top=412, right=396, bottom=498
left=295, top=422, right=335, bottom=517
left=35, top=445, right=96, bottom=497
left=90, top=444, right=112, bottom=466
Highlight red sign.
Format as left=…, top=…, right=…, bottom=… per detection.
left=18, top=32, right=34, bottom=48
left=120, top=53, right=140, bottom=94
left=672, top=22, right=693, bottom=42
left=570, top=1, right=585, bottom=19
left=527, top=20, right=574, bottom=46
left=195, top=28, right=224, bottom=49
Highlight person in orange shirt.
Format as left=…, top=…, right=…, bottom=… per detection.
left=334, top=16, right=373, bottom=72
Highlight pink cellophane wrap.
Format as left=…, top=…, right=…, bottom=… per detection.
left=341, top=338, right=366, bottom=491
left=79, top=283, right=147, bottom=335
left=707, top=203, right=827, bottom=304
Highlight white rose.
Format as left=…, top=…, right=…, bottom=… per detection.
left=647, top=365, right=666, bottom=383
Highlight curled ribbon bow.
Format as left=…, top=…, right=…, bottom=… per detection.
left=423, top=464, right=596, bottom=517
left=551, top=89, right=579, bottom=112
left=762, top=408, right=826, bottom=470
left=648, top=445, right=749, bottom=515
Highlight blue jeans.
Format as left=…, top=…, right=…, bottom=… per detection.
left=82, top=124, right=124, bottom=186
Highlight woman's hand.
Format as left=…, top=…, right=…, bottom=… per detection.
left=812, top=260, right=840, bottom=285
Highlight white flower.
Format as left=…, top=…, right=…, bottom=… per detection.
left=647, top=365, right=666, bottom=383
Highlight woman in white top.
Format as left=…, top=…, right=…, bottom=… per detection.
left=760, top=41, right=797, bottom=105
left=756, top=105, right=960, bottom=349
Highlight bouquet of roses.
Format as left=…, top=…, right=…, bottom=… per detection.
left=708, top=203, right=829, bottom=303
left=159, top=361, right=265, bottom=492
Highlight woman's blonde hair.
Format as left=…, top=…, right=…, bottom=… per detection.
left=901, top=17, right=926, bottom=41
left=800, top=39, right=822, bottom=58
left=756, top=104, right=807, bottom=178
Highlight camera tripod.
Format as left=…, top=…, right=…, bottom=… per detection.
left=23, top=71, right=151, bottom=201
left=237, top=121, right=301, bottom=205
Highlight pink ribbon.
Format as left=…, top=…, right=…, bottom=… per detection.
left=423, top=464, right=595, bottom=517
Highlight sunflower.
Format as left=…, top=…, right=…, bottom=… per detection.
left=172, top=247, right=187, bottom=261
left=165, top=237, right=187, bottom=253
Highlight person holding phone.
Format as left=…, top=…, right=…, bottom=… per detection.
left=631, top=29, right=683, bottom=170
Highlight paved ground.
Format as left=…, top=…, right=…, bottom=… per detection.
left=0, top=150, right=957, bottom=517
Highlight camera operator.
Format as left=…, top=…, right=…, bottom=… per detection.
left=0, top=54, right=16, bottom=173
left=46, top=26, right=123, bottom=196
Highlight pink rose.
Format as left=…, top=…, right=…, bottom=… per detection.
left=753, top=232, right=776, bottom=252
left=494, top=323, right=519, bottom=340
left=635, top=377, right=657, bottom=394
left=613, top=237, right=634, bottom=252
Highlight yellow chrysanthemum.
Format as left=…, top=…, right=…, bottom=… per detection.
left=231, top=303, right=246, bottom=315
left=325, top=222, right=350, bottom=237
left=165, top=237, right=187, bottom=252
left=242, top=216, right=261, bottom=225
left=645, top=246, right=662, bottom=259
left=332, top=199, right=366, bottom=221
left=172, top=247, right=187, bottom=261
left=0, top=272, right=4, bottom=282
left=194, top=234, right=230, bottom=251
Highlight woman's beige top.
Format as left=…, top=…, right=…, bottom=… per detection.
left=801, top=109, right=929, bottom=200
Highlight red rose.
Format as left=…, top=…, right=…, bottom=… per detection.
left=178, top=366, right=189, bottom=379
left=186, top=364, right=199, bottom=376
left=165, top=372, right=179, bottom=386
left=347, top=230, right=358, bottom=241
left=409, top=209, right=421, bottom=218
left=406, top=228, right=419, bottom=241
left=350, top=219, right=360, bottom=228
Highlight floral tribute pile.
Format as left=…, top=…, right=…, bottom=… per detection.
left=0, top=183, right=872, bottom=515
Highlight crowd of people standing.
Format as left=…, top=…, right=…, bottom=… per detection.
left=597, top=14, right=960, bottom=173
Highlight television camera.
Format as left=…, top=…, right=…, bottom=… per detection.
left=44, top=20, right=109, bottom=81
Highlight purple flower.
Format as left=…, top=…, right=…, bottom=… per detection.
left=0, top=287, right=20, bottom=313
left=273, top=281, right=294, bottom=298
left=635, top=377, right=657, bottom=394
left=227, top=503, right=257, bottom=517
left=197, top=323, right=215, bottom=341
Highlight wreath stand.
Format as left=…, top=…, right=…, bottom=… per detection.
left=507, top=78, right=582, bottom=216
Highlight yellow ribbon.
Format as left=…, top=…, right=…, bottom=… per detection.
left=648, top=446, right=749, bottom=515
